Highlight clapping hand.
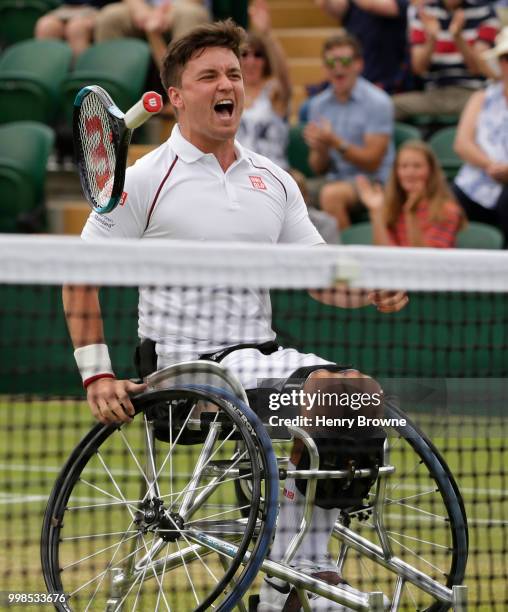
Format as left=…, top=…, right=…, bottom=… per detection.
left=132, top=2, right=153, bottom=30
left=303, top=119, right=337, bottom=152
left=403, top=191, right=424, bottom=213
left=355, top=175, right=385, bottom=212
left=249, top=0, right=271, bottom=35
left=449, top=9, right=465, bottom=38
left=418, top=6, right=440, bottom=39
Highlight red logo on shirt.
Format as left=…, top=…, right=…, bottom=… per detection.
left=119, top=191, right=128, bottom=206
left=283, top=488, right=294, bottom=500
left=249, top=175, right=267, bottom=190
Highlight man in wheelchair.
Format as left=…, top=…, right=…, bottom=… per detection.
left=63, top=19, right=407, bottom=611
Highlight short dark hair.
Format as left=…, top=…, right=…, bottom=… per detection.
left=160, top=19, right=247, bottom=90
left=322, top=30, right=363, bottom=59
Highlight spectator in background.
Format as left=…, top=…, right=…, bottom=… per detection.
left=35, top=0, right=113, bottom=57
left=392, top=0, right=499, bottom=121
left=453, top=27, right=508, bottom=247
left=95, top=0, right=210, bottom=48
left=290, top=169, right=341, bottom=243
left=314, top=0, right=411, bottom=94
left=236, top=0, right=291, bottom=169
left=303, top=32, right=394, bottom=229
left=356, top=140, right=463, bottom=247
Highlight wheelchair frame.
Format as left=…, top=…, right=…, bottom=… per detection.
left=41, top=360, right=468, bottom=612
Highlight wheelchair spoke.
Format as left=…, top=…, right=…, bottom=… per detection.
left=384, top=529, right=451, bottom=550
left=176, top=540, right=201, bottom=607
left=61, top=530, right=139, bottom=541
left=118, top=427, right=157, bottom=497
left=150, top=407, right=195, bottom=487
left=185, top=504, right=252, bottom=524
left=78, top=478, right=140, bottom=513
left=67, top=499, right=143, bottom=511
left=385, top=534, right=447, bottom=575
left=154, top=541, right=172, bottom=612
left=96, top=452, right=136, bottom=520
left=62, top=532, right=140, bottom=570
left=386, top=486, right=440, bottom=505
left=385, top=497, right=449, bottom=522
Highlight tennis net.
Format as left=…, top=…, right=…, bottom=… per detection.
left=0, top=235, right=507, bottom=610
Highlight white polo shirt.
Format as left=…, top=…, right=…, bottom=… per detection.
left=82, top=124, right=324, bottom=363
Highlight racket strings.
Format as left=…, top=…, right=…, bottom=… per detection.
left=78, top=93, right=118, bottom=208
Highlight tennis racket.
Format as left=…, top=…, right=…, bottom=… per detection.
left=74, top=85, right=163, bottom=214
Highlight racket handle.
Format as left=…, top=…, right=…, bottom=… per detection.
left=124, top=91, right=163, bottom=129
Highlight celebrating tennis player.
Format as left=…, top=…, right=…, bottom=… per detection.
left=63, top=19, right=407, bottom=611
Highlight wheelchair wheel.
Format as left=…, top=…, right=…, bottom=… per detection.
left=332, top=401, right=468, bottom=612
left=41, top=384, right=279, bottom=611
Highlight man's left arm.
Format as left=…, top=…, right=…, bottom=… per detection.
left=310, top=286, right=408, bottom=311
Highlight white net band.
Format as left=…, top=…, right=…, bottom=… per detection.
left=0, top=235, right=507, bottom=291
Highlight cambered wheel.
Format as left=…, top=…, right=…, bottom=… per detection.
left=333, top=402, right=468, bottom=612
left=41, top=385, right=279, bottom=612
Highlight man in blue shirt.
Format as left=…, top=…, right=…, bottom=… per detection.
left=303, top=32, right=394, bottom=230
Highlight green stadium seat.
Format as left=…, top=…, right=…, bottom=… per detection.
left=428, top=126, right=462, bottom=181
left=287, top=123, right=314, bottom=178
left=61, top=39, right=151, bottom=124
left=393, top=122, right=421, bottom=150
left=0, top=0, right=59, bottom=47
left=0, top=39, right=72, bottom=124
left=402, top=113, right=459, bottom=142
left=340, top=221, right=372, bottom=245
left=0, top=121, right=54, bottom=231
left=456, top=222, right=504, bottom=250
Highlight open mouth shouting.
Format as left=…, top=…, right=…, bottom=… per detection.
left=213, top=98, right=235, bottom=121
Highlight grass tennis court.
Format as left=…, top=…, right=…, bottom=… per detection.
left=1, top=397, right=507, bottom=610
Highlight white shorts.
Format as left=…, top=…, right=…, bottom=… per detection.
left=220, top=347, right=336, bottom=391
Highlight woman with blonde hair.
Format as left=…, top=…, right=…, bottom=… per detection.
left=356, top=140, right=464, bottom=247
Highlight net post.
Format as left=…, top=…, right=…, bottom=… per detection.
left=452, top=585, right=468, bottom=611
left=368, top=591, right=385, bottom=611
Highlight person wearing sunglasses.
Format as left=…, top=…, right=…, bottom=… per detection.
left=303, top=32, right=394, bottom=230
left=236, top=0, right=292, bottom=170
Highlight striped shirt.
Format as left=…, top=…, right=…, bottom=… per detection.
left=409, top=0, right=499, bottom=90
left=388, top=200, right=463, bottom=248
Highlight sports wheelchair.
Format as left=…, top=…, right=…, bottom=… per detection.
left=41, top=360, right=468, bottom=611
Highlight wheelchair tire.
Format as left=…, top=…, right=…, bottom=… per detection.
left=41, top=384, right=278, bottom=612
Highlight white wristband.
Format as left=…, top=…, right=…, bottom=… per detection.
left=74, top=344, right=115, bottom=387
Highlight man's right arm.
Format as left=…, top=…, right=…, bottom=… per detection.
left=63, top=284, right=146, bottom=424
